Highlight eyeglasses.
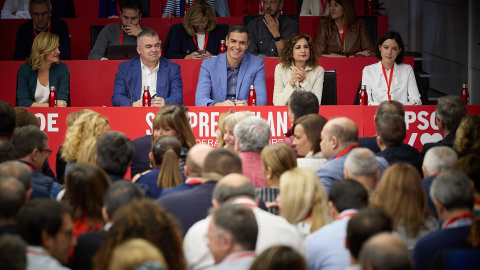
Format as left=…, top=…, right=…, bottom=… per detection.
left=39, top=148, right=53, bottom=157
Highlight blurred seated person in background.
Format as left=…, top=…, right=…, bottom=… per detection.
left=273, top=34, right=324, bottom=105
left=451, top=154, right=480, bottom=216
left=14, top=0, right=71, bottom=60
left=162, top=0, right=215, bottom=18
left=108, top=239, right=168, bottom=270
left=98, top=0, right=121, bottom=18
left=292, top=114, right=328, bottom=172
left=1, top=0, right=30, bottom=18
left=362, top=31, right=421, bottom=105
left=112, top=29, right=184, bottom=106
left=16, top=32, right=69, bottom=107
left=249, top=246, right=307, bottom=270
left=195, top=25, right=267, bottom=106
left=315, top=0, right=373, bottom=57
left=247, top=0, right=299, bottom=57
left=300, top=0, right=329, bottom=16
left=89, top=0, right=151, bottom=60
left=453, top=114, right=480, bottom=158
left=166, top=0, right=228, bottom=59
left=221, top=111, right=253, bottom=150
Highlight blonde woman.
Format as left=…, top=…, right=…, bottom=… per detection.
left=453, top=114, right=480, bottom=157
left=16, top=32, right=70, bottom=107
left=61, top=110, right=110, bottom=172
left=222, top=111, right=253, bottom=150
left=372, top=163, right=437, bottom=255
left=257, top=144, right=297, bottom=215
left=165, top=0, right=228, bottom=59
left=279, top=168, right=331, bottom=238
left=215, top=109, right=234, bottom=148
left=109, top=239, right=168, bottom=270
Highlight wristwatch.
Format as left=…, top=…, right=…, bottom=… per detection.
left=273, top=36, right=282, bottom=42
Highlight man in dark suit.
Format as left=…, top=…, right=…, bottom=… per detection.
left=111, top=29, right=184, bottom=106
left=13, top=0, right=71, bottom=60
left=413, top=170, right=475, bottom=270
left=157, top=148, right=243, bottom=236
left=421, top=95, right=467, bottom=156
left=72, top=181, right=144, bottom=270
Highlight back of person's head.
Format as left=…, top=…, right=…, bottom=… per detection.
left=66, top=109, right=94, bottom=128
left=373, top=163, right=428, bottom=237
left=249, top=245, right=306, bottom=270
left=227, top=24, right=249, bottom=39
left=453, top=114, right=480, bottom=156
left=203, top=149, right=242, bottom=181
left=288, top=91, right=319, bottom=120
left=211, top=204, right=258, bottom=251
left=96, top=131, right=134, bottom=177
left=346, top=208, right=393, bottom=260
left=27, top=32, right=60, bottom=70
left=359, top=232, right=411, bottom=270
left=0, top=101, right=15, bottom=137
left=375, top=100, right=405, bottom=119
left=104, top=181, right=144, bottom=219
left=452, top=154, right=480, bottom=194
left=261, top=144, right=297, bottom=180
left=213, top=173, right=256, bottom=204
left=375, top=31, right=406, bottom=64
left=65, top=163, right=111, bottom=223
left=0, top=234, right=27, bottom=270
left=14, top=107, right=39, bottom=128
left=93, top=199, right=185, bottom=270
left=17, top=199, right=71, bottom=246
left=152, top=105, right=196, bottom=148
left=325, top=117, right=359, bottom=147
left=151, top=136, right=183, bottom=189
left=279, top=168, right=330, bottom=233
left=292, top=114, right=327, bottom=155
left=430, top=170, right=474, bottom=211
left=61, top=111, right=109, bottom=163
left=376, top=113, right=406, bottom=147
left=185, top=144, right=214, bottom=178
left=223, top=111, right=253, bottom=131
left=183, top=0, right=217, bottom=36
left=344, top=148, right=378, bottom=179
left=422, top=146, right=458, bottom=176
left=435, top=95, right=467, bottom=133
left=108, top=238, right=168, bottom=270
left=234, top=117, right=270, bottom=153
left=0, top=177, right=26, bottom=222
left=329, top=179, right=368, bottom=213
left=11, top=125, right=48, bottom=159
left=0, top=138, right=17, bottom=163
left=0, top=161, right=32, bottom=191
left=121, top=0, right=142, bottom=12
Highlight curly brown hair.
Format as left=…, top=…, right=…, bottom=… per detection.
left=453, top=114, right=480, bottom=156
left=93, top=199, right=186, bottom=270
left=279, top=34, right=318, bottom=69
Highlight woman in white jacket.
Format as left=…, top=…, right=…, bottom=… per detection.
left=273, top=34, right=324, bottom=106
left=362, top=31, right=422, bottom=105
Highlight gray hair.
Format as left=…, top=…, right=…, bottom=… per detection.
left=435, top=95, right=467, bottom=133
left=430, top=170, right=473, bottom=210
left=0, top=161, right=33, bottom=190
left=137, top=29, right=159, bottom=47
left=344, top=148, right=378, bottom=178
left=212, top=181, right=256, bottom=204
left=233, top=116, right=270, bottom=153
left=422, top=146, right=458, bottom=175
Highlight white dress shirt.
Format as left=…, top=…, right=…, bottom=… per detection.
left=26, top=246, right=70, bottom=270
left=140, top=60, right=159, bottom=97
left=361, top=61, right=422, bottom=105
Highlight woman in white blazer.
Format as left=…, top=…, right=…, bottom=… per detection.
left=362, top=31, right=422, bottom=105
left=273, top=34, right=325, bottom=106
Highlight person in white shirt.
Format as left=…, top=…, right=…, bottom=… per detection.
left=1, top=0, right=30, bottom=19
left=361, top=31, right=422, bottom=105
left=300, top=0, right=329, bottom=16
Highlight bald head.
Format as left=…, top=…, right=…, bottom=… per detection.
left=321, top=117, right=359, bottom=159
left=359, top=233, right=411, bottom=270
left=185, top=144, right=214, bottom=178
left=212, top=173, right=256, bottom=205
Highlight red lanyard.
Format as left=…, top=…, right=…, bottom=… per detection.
left=185, top=178, right=203, bottom=185
left=381, top=62, right=394, bottom=100
left=27, top=248, right=48, bottom=257
left=116, top=0, right=121, bottom=16
left=336, top=25, right=347, bottom=45
left=334, top=144, right=359, bottom=159
left=192, top=33, right=209, bottom=50
left=337, top=211, right=356, bottom=220
left=443, top=213, right=475, bottom=229
left=33, top=19, right=51, bottom=37
left=228, top=252, right=256, bottom=262
left=233, top=198, right=258, bottom=208
left=321, top=0, right=328, bottom=13
left=120, top=24, right=137, bottom=44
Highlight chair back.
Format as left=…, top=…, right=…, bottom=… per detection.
left=90, top=25, right=106, bottom=49
left=321, top=70, right=337, bottom=105
left=358, top=16, right=378, bottom=45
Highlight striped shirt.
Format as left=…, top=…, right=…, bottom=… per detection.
left=255, top=187, right=279, bottom=215
left=163, top=0, right=216, bottom=17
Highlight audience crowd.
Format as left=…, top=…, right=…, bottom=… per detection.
left=1, top=0, right=479, bottom=270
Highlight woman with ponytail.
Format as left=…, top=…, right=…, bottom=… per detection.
left=133, top=136, right=183, bottom=199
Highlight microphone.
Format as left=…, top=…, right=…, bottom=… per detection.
left=124, top=76, right=133, bottom=106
